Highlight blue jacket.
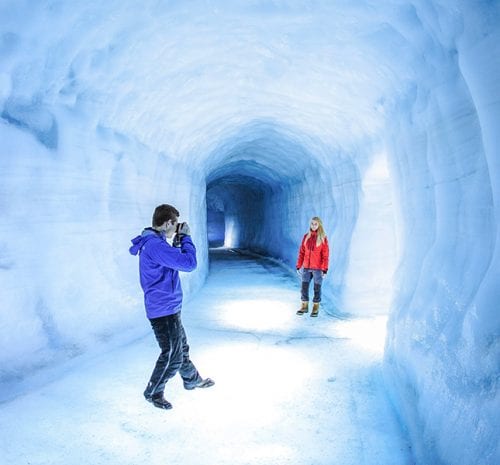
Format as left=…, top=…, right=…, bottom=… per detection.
left=129, top=228, right=197, bottom=319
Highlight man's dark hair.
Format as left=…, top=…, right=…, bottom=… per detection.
left=152, top=204, right=179, bottom=227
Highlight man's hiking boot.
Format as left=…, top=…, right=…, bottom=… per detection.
left=185, top=377, right=215, bottom=390
left=311, top=303, right=319, bottom=317
left=296, top=301, right=309, bottom=315
left=145, top=392, right=173, bottom=410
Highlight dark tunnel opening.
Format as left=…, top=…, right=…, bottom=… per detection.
left=206, top=165, right=275, bottom=253
left=201, top=123, right=348, bottom=310
left=207, top=208, right=225, bottom=247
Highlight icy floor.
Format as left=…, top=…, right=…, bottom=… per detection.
left=0, top=249, right=412, bottom=465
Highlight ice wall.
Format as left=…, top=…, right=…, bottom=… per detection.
left=0, top=1, right=499, bottom=463
left=384, top=3, right=500, bottom=464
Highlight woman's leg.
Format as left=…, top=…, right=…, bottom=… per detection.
left=312, top=270, right=324, bottom=303
left=301, top=269, right=313, bottom=302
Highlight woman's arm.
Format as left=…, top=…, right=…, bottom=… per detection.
left=321, top=237, right=329, bottom=273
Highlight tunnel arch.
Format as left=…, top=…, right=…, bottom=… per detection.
left=200, top=119, right=364, bottom=309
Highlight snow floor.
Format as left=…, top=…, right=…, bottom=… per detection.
left=0, top=249, right=413, bottom=465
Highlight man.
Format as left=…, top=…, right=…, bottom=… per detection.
left=129, top=204, right=214, bottom=410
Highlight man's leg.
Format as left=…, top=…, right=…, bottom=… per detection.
left=178, top=316, right=215, bottom=390
left=144, top=313, right=184, bottom=407
left=178, top=317, right=202, bottom=388
left=144, top=315, right=170, bottom=399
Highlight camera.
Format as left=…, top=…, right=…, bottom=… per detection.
left=176, top=222, right=185, bottom=234
left=173, top=222, right=188, bottom=248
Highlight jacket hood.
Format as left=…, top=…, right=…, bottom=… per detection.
left=129, top=228, right=163, bottom=255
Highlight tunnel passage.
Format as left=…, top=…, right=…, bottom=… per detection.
left=199, top=121, right=366, bottom=311
left=199, top=121, right=366, bottom=312
left=206, top=162, right=280, bottom=251
left=206, top=192, right=225, bottom=247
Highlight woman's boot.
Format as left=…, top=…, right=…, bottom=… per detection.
left=296, top=301, right=309, bottom=315
left=311, top=302, right=319, bottom=317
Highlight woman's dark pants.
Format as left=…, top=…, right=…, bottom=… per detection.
left=301, top=269, right=323, bottom=303
left=144, top=312, right=202, bottom=398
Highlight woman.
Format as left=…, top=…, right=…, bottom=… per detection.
left=296, top=216, right=329, bottom=317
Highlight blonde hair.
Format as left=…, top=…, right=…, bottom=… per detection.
left=306, top=216, right=327, bottom=246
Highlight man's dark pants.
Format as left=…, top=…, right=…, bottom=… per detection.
left=144, top=312, right=202, bottom=398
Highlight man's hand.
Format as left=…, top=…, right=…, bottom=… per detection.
left=173, top=222, right=191, bottom=248
left=177, top=222, right=191, bottom=236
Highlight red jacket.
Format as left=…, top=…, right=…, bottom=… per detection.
left=296, top=232, right=329, bottom=272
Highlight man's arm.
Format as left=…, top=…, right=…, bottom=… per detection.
left=150, top=236, right=197, bottom=272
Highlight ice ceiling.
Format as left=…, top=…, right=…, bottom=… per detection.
left=1, top=1, right=499, bottom=464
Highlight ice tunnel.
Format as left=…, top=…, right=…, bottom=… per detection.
left=0, top=1, right=499, bottom=464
